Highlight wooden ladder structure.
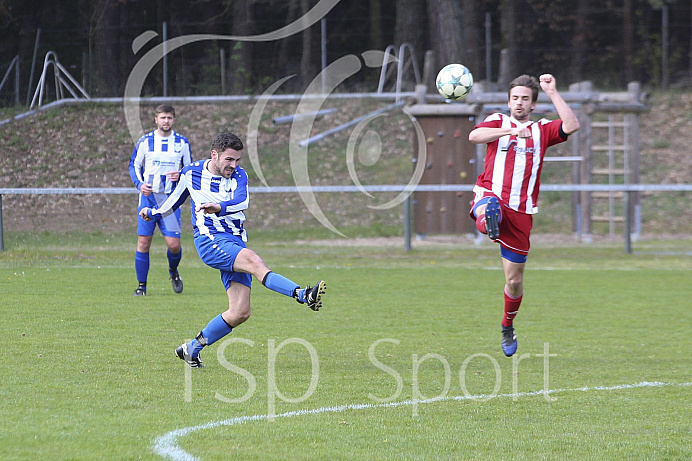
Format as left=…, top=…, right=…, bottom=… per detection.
left=574, top=81, right=643, bottom=240
left=590, top=114, right=631, bottom=237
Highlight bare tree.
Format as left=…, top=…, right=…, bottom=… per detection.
left=460, top=0, right=481, bottom=81
left=498, top=0, right=517, bottom=86
left=299, top=0, right=314, bottom=89
left=90, top=0, right=122, bottom=96
left=570, top=0, right=589, bottom=83
left=369, top=0, right=383, bottom=53
left=623, top=0, right=634, bottom=85
left=426, top=0, right=464, bottom=87
left=229, top=0, right=253, bottom=93
left=394, top=0, right=427, bottom=87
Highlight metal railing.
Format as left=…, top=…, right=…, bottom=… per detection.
left=1, top=184, right=691, bottom=253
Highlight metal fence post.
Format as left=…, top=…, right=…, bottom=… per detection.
left=404, top=195, right=411, bottom=251
left=0, top=195, right=4, bottom=251
left=624, top=190, right=632, bottom=254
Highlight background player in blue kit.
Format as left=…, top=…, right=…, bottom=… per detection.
left=140, top=132, right=326, bottom=368
left=129, top=105, right=192, bottom=296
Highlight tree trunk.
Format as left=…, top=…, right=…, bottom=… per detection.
left=369, top=0, right=383, bottom=53
left=498, top=0, right=517, bottom=86
left=229, top=0, right=253, bottom=94
left=426, top=0, right=464, bottom=88
left=277, top=0, right=300, bottom=83
left=622, top=0, right=634, bottom=85
left=92, top=0, right=121, bottom=96
left=299, top=0, right=314, bottom=90
left=394, top=0, right=427, bottom=88
left=460, top=0, right=481, bottom=82
left=570, top=0, right=589, bottom=83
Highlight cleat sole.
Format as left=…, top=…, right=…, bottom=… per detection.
left=485, top=197, right=501, bottom=241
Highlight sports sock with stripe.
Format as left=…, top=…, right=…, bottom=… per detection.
left=262, top=271, right=300, bottom=298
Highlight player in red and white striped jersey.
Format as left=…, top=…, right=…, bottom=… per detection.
left=468, top=74, right=580, bottom=357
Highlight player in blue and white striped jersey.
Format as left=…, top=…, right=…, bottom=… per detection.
left=128, top=104, right=192, bottom=296
left=140, top=132, right=325, bottom=368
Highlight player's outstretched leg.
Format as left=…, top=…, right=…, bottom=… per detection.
left=175, top=314, right=235, bottom=368
left=261, top=271, right=326, bottom=311
left=175, top=341, right=203, bottom=368
left=294, top=280, right=327, bottom=311
left=501, top=325, right=518, bottom=357
left=485, top=197, right=501, bottom=241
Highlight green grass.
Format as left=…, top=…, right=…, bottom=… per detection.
left=1, top=231, right=691, bottom=460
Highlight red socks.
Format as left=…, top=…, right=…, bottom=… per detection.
left=475, top=216, right=487, bottom=234
left=502, top=287, right=523, bottom=327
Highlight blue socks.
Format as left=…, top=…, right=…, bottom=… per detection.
left=187, top=272, right=300, bottom=358
left=262, top=271, right=300, bottom=298
left=189, top=314, right=233, bottom=356
left=136, top=249, right=182, bottom=282
left=167, top=248, right=182, bottom=276
left=135, top=251, right=150, bottom=284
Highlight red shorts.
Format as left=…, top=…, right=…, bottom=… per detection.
left=470, top=188, right=533, bottom=255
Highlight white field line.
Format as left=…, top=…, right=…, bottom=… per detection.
left=152, top=381, right=692, bottom=461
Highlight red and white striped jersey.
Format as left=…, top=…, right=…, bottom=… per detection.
left=474, top=113, right=567, bottom=214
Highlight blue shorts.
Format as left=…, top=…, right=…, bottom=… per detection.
left=194, top=233, right=252, bottom=290
left=137, top=194, right=181, bottom=238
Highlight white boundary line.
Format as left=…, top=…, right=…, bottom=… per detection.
left=152, top=381, right=691, bottom=461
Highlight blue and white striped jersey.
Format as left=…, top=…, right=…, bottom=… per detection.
left=129, top=130, right=192, bottom=198
left=151, top=160, right=249, bottom=241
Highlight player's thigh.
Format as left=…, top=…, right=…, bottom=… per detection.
left=232, top=248, right=270, bottom=276
left=194, top=234, right=245, bottom=272
left=159, top=209, right=182, bottom=238
left=137, top=214, right=157, bottom=238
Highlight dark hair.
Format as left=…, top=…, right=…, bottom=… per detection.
left=211, top=132, right=243, bottom=152
left=508, top=75, right=540, bottom=103
left=155, top=104, right=175, bottom=117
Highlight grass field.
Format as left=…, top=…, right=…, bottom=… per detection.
left=1, top=230, right=690, bottom=460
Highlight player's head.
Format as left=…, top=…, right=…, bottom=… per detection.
left=154, top=104, right=176, bottom=135
left=211, top=132, right=243, bottom=153
left=507, top=75, right=539, bottom=121
left=155, top=104, right=176, bottom=117
left=209, top=133, right=244, bottom=178
left=508, top=75, right=539, bottom=103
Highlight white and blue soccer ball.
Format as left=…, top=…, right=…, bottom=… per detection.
left=436, top=64, right=473, bottom=101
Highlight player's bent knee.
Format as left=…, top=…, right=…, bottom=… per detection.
left=506, top=280, right=523, bottom=294
left=224, top=309, right=251, bottom=327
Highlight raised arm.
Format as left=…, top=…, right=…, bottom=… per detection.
left=539, top=74, right=580, bottom=135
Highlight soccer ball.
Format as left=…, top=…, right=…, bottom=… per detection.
left=436, top=64, right=473, bottom=101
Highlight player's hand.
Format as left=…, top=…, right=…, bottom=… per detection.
left=510, top=125, right=532, bottom=138
left=140, top=183, right=153, bottom=196
left=139, top=208, right=152, bottom=221
left=509, top=122, right=532, bottom=138
left=196, top=202, right=221, bottom=214
left=166, top=171, right=180, bottom=182
left=539, top=74, right=556, bottom=92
